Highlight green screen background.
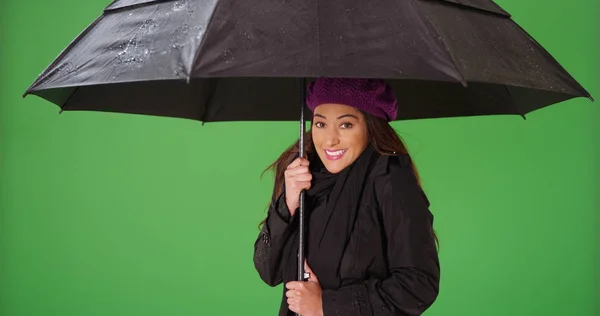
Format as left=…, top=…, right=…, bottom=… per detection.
left=1, top=0, right=598, bottom=315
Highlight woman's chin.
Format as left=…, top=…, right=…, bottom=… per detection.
left=323, top=160, right=349, bottom=174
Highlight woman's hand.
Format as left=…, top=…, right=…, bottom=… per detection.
left=286, top=260, right=323, bottom=316
left=284, top=157, right=312, bottom=216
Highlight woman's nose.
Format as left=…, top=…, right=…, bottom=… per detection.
left=325, top=131, right=340, bottom=146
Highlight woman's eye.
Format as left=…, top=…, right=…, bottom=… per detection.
left=340, top=122, right=353, bottom=129
left=315, top=122, right=325, bottom=128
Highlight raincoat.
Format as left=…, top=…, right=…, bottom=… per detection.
left=254, top=149, right=440, bottom=316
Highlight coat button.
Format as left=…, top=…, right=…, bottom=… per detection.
left=262, top=231, right=270, bottom=245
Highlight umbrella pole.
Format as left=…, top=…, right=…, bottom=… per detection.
left=298, top=78, right=308, bottom=286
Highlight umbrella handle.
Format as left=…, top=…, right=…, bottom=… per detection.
left=297, top=78, right=307, bottom=283
left=296, top=78, right=307, bottom=316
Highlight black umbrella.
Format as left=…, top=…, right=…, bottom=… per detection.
left=23, top=0, right=593, bottom=287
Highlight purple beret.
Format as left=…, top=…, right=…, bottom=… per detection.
left=306, top=77, right=398, bottom=121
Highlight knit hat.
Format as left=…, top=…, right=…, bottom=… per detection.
left=306, top=77, right=397, bottom=121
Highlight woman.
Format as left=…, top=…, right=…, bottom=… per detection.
left=253, top=78, right=440, bottom=316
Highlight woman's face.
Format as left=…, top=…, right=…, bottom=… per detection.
left=311, top=103, right=369, bottom=174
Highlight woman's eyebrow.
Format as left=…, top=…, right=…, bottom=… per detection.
left=313, top=113, right=358, bottom=120
left=337, top=114, right=359, bottom=120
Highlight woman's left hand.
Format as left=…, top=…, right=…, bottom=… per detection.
left=286, top=260, right=323, bottom=316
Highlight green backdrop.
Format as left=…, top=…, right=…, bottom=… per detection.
left=1, top=0, right=598, bottom=315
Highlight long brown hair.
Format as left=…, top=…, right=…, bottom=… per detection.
left=259, top=111, right=439, bottom=247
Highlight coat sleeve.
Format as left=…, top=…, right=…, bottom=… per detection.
left=253, top=187, right=298, bottom=287
left=321, top=156, right=440, bottom=316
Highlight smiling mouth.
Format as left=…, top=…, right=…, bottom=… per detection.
left=324, top=149, right=348, bottom=160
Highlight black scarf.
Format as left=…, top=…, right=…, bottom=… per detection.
left=282, top=145, right=380, bottom=290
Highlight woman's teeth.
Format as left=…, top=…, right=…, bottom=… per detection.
left=325, top=149, right=347, bottom=156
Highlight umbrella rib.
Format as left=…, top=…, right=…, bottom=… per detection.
left=509, top=18, right=594, bottom=101
left=59, top=86, right=80, bottom=114
left=411, top=0, right=467, bottom=87
left=24, top=14, right=105, bottom=97
left=187, top=0, right=223, bottom=81
left=503, top=85, right=526, bottom=120
left=200, top=79, right=218, bottom=124
left=101, top=6, right=162, bottom=80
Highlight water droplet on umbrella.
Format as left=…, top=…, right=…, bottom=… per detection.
left=172, top=0, right=188, bottom=12
left=140, top=19, right=158, bottom=35
left=46, top=61, right=77, bottom=80
left=194, top=24, right=207, bottom=40
left=118, top=57, right=144, bottom=64
left=169, top=24, right=192, bottom=50
left=243, top=32, right=254, bottom=41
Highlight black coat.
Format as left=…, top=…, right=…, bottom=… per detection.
left=253, top=153, right=440, bottom=316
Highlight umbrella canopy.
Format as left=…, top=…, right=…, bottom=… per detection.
left=24, top=0, right=592, bottom=122
left=22, top=0, right=594, bottom=296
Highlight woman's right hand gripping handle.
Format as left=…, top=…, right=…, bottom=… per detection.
left=284, top=157, right=312, bottom=215
left=253, top=157, right=313, bottom=287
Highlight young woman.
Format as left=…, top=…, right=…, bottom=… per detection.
left=254, top=78, right=440, bottom=316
